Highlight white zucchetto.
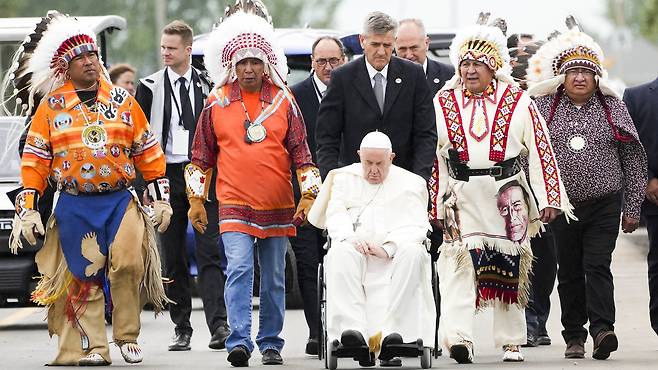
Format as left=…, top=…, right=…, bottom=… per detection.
left=360, top=131, right=392, bottom=150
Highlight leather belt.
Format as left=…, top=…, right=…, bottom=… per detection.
left=447, top=149, right=522, bottom=182
left=58, top=184, right=129, bottom=196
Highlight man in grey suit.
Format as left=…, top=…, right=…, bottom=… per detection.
left=395, top=18, right=454, bottom=96
left=316, top=11, right=437, bottom=181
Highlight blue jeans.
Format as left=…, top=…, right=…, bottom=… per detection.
left=221, top=232, right=287, bottom=353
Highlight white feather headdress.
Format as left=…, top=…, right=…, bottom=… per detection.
left=526, top=17, right=617, bottom=98
left=443, top=12, right=514, bottom=90
left=204, top=1, right=288, bottom=90
left=2, top=10, right=106, bottom=117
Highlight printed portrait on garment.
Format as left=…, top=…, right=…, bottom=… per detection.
left=496, top=180, right=530, bottom=243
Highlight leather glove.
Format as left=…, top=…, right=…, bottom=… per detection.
left=20, top=209, right=45, bottom=246
left=294, top=166, right=322, bottom=227
left=11, top=188, right=44, bottom=252
left=188, top=198, right=208, bottom=234
left=152, top=200, right=173, bottom=233
left=146, top=177, right=172, bottom=233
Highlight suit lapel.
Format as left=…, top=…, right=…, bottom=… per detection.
left=426, top=60, right=440, bottom=85
left=425, top=59, right=435, bottom=80
left=191, top=69, right=204, bottom=123
left=162, top=68, right=172, bottom=152
left=426, top=60, right=450, bottom=93
left=383, top=57, right=403, bottom=117
left=352, top=58, right=383, bottom=115
left=307, top=77, right=320, bottom=111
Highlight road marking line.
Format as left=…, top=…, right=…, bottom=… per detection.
left=0, top=307, right=41, bottom=328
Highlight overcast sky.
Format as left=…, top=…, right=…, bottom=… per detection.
left=334, top=0, right=610, bottom=39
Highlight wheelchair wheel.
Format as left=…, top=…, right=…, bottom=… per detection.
left=317, top=263, right=326, bottom=362
left=420, top=346, right=432, bottom=369
left=327, top=339, right=338, bottom=370
left=432, top=261, right=441, bottom=358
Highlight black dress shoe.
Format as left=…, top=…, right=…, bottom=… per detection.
left=536, top=334, right=551, bottom=345
left=358, top=356, right=376, bottom=367
left=379, top=333, right=403, bottom=361
left=305, top=338, right=319, bottom=356
left=209, top=323, right=231, bottom=350
left=261, top=349, right=283, bottom=365
left=379, top=357, right=402, bottom=367
left=340, top=329, right=367, bottom=347
left=228, top=345, right=250, bottom=367
left=168, top=331, right=192, bottom=351
left=564, top=339, right=585, bottom=359
left=592, top=330, right=618, bottom=360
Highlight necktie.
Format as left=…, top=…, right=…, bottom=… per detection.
left=178, top=76, right=194, bottom=130
left=373, top=72, right=384, bottom=113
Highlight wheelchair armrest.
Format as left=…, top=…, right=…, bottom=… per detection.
left=427, top=224, right=443, bottom=262
left=322, top=229, right=332, bottom=250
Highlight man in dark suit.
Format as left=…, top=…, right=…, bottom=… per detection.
left=135, top=20, right=229, bottom=352
left=316, top=11, right=437, bottom=181
left=289, top=36, right=346, bottom=356
left=624, top=76, right=658, bottom=337
left=395, top=18, right=454, bottom=96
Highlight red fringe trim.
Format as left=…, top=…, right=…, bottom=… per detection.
left=64, top=279, right=95, bottom=323
left=476, top=287, right=519, bottom=308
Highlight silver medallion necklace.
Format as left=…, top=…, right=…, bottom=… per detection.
left=240, top=98, right=266, bottom=144
left=78, top=97, right=108, bottom=150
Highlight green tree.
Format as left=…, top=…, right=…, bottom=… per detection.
left=0, top=0, right=342, bottom=76
left=607, top=0, right=658, bottom=44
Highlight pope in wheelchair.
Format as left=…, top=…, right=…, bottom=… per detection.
left=308, top=132, right=436, bottom=368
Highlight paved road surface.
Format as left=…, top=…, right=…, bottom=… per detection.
left=1, top=230, right=657, bottom=369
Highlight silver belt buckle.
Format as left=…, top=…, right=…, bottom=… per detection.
left=489, top=166, right=503, bottom=177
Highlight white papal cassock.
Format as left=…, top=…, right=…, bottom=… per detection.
left=308, top=163, right=435, bottom=347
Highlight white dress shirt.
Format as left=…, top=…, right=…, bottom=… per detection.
left=364, top=58, right=389, bottom=102
left=166, top=66, right=195, bottom=163
left=312, top=72, right=327, bottom=102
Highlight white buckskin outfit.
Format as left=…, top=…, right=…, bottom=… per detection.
left=431, top=13, right=574, bottom=363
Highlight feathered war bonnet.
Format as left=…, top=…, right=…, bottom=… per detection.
left=2, top=10, right=106, bottom=117
left=443, top=12, right=515, bottom=90
left=526, top=16, right=617, bottom=98
left=203, top=0, right=288, bottom=91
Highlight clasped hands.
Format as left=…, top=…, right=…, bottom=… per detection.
left=349, top=237, right=389, bottom=258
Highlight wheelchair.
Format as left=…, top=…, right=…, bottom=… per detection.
left=316, top=232, right=441, bottom=369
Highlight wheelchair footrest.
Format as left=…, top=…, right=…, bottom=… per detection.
left=384, top=343, right=424, bottom=358
left=333, top=344, right=371, bottom=360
